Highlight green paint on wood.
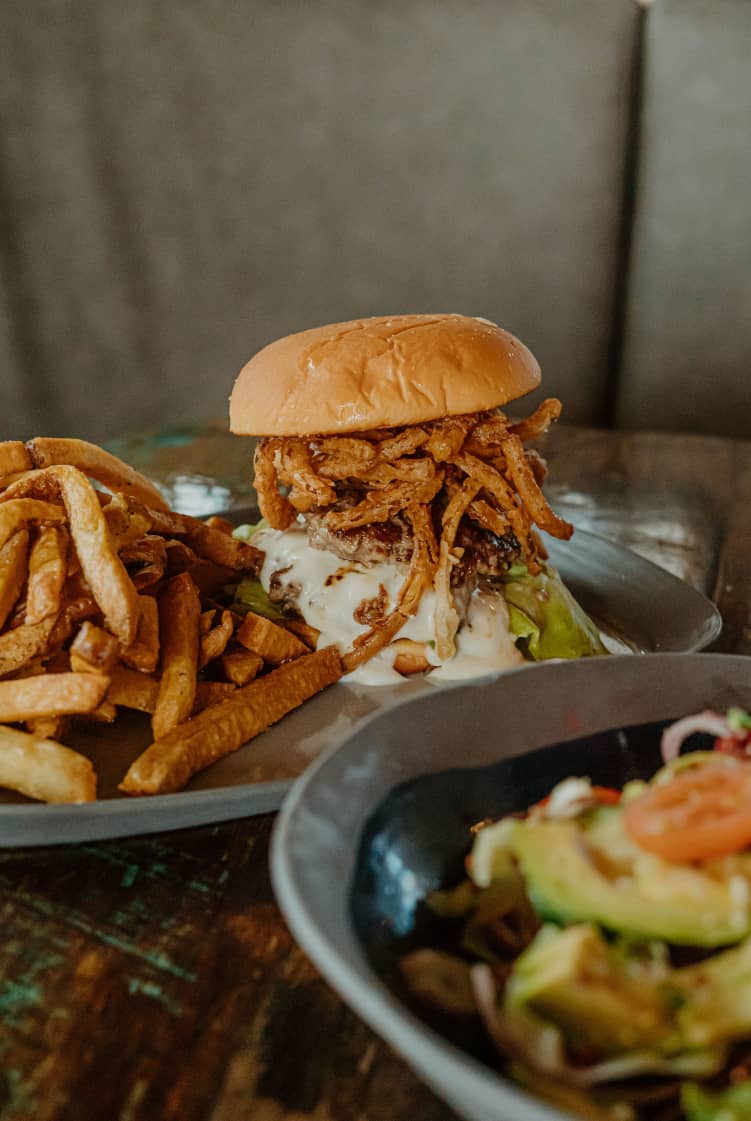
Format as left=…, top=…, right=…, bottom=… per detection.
left=120, top=865, right=139, bottom=888
left=127, top=978, right=183, bottom=1017
left=0, top=981, right=41, bottom=1015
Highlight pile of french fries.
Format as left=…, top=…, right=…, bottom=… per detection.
left=0, top=438, right=342, bottom=803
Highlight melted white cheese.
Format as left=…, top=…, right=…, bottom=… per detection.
left=254, top=524, right=524, bottom=686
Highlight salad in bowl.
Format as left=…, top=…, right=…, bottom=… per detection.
left=400, top=708, right=751, bottom=1121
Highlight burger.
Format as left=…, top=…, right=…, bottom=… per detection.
left=229, top=314, right=605, bottom=684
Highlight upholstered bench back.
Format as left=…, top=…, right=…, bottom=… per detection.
left=0, top=0, right=747, bottom=441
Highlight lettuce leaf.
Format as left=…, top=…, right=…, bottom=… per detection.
left=682, top=1080, right=751, bottom=1121
left=500, top=564, right=606, bottom=660
left=231, top=576, right=287, bottom=621
left=231, top=519, right=266, bottom=542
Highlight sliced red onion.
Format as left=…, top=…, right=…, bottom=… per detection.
left=660, top=710, right=739, bottom=764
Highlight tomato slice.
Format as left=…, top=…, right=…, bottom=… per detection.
left=623, top=761, right=751, bottom=863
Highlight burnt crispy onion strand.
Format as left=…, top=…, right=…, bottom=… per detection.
left=254, top=402, right=570, bottom=668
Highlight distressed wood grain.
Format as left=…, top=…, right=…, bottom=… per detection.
left=0, top=424, right=749, bottom=1121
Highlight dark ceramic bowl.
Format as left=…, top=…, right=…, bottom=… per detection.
left=272, top=653, right=751, bottom=1121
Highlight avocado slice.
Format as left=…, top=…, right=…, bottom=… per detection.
left=511, top=811, right=751, bottom=947
left=678, top=936, right=751, bottom=1048
left=506, top=924, right=678, bottom=1056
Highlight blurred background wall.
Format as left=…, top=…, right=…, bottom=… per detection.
left=0, top=0, right=749, bottom=443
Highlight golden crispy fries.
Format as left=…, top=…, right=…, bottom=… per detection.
left=199, top=609, right=234, bottom=668
left=0, top=616, right=57, bottom=679
left=26, top=526, right=68, bottom=624
left=69, top=622, right=120, bottom=675
left=120, top=534, right=167, bottom=591
left=0, top=673, right=110, bottom=722
left=151, top=573, right=201, bottom=740
left=192, top=680, right=236, bottom=714
left=205, top=515, right=234, bottom=535
left=146, top=506, right=263, bottom=572
left=120, top=647, right=342, bottom=795
left=121, top=595, right=160, bottom=673
left=221, top=649, right=264, bottom=687
left=237, top=611, right=309, bottom=665
left=0, top=441, right=32, bottom=480
left=26, top=437, right=169, bottom=511
left=102, top=494, right=152, bottom=549
left=0, top=725, right=96, bottom=803
left=106, top=665, right=159, bottom=713
left=0, top=498, right=65, bottom=549
left=34, top=466, right=141, bottom=646
left=199, top=609, right=215, bottom=635
left=0, top=529, right=28, bottom=629
left=26, top=716, right=68, bottom=741
left=0, top=436, right=319, bottom=802
left=86, top=700, right=118, bottom=724
left=283, top=618, right=320, bottom=649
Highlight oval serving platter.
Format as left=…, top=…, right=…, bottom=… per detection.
left=0, top=531, right=721, bottom=846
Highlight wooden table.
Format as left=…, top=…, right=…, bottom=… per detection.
left=1, top=425, right=750, bottom=1121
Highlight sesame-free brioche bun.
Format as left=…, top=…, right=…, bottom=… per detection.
left=229, top=314, right=541, bottom=436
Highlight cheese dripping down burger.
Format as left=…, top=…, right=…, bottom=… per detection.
left=229, top=314, right=605, bottom=685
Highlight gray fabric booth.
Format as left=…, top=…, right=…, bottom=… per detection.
left=1, top=0, right=749, bottom=443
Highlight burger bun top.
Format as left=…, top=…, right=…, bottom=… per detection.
left=229, top=314, right=541, bottom=436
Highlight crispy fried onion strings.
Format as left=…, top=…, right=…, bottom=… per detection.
left=253, top=401, right=570, bottom=670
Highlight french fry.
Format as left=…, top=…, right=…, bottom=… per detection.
left=0, top=673, right=110, bottom=722
left=192, top=681, right=236, bottom=714
left=119, top=646, right=343, bottom=795
left=102, top=495, right=152, bottom=549
left=146, top=507, right=263, bottom=572
left=26, top=438, right=169, bottom=511
left=199, top=609, right=234, bottom=667
left=86, top=700, right=118, bottom=724
left=40, top=466, right=140, bottom=646
left=26, top=526, right=68, bottom=624
left=151, top=573, right=201, bottom=740
left=69, top=622, right=120, bottom=675
left=121, top=595, right=160, bottom=673
left=0, top=529, right=29, bottom=630
left=237, top=611, right=309, bottom=665
left=0, top=616, right=57, bottom=679
left=205, top=515, right=234, bottom=535
left=221, top=649, right=263, bottom=687
left=281, top=617, right=320, bottom=649
left=0, top=725, right=96, bottom=802
left=106, top=665, right=159, bottom=713
left=0, top=499, right=65, bottom=549
left=199, top=609, right=215, bottom=635
left=0, top=441, right=32, bottom=479
left=26, top=716, right=68, bottom=741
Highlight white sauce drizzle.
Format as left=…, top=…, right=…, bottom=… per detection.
left=254, top=525, right=524, bottom=686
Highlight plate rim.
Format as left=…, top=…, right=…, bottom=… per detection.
left=0, top=528, right=721, bottom=846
